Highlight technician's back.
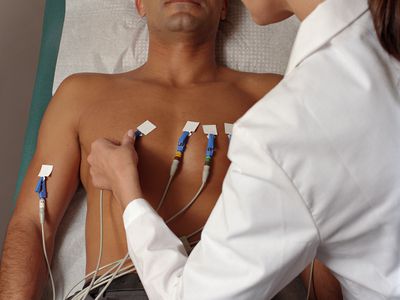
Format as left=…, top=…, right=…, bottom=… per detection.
left=235, top=0, right=400, bottom=298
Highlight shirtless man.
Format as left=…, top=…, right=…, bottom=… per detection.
left=0, top=0, right=341, bottom=299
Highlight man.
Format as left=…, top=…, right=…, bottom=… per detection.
left=0, top=0, right=282, bottom=298
left=0, top=0, right=344, bottom=298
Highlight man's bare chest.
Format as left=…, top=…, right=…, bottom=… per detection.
left=77, top=83, right=255, bottom=158
left=77, top=80, right=257, bottom=231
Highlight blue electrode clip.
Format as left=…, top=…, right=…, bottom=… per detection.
left=177, top=131, right=190, bottom=152
left=134, top=130, right=143, bottom=138
left=206, top=134, right=216, bottom=158
left=35, top=177, right=47, bottom=199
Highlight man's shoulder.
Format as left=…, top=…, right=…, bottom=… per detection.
left=46, top=73, right=121, bottom=130
left=236, top=71, right=283, bottom=95
left=54, top=72, right=137, bottom=108
left=57, top=72, right=118, bottom=95
left=220, top=68, right=283, bottom=101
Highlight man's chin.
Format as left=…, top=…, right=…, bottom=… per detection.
left=165, top=13, right=204, bottom=33
left=164, top=1, right=203, bottom=18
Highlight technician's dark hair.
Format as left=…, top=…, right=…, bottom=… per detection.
left=369, top=0, right=400, bottom=60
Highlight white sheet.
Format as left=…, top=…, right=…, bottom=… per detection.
left=48, top=0, right=301, bottom=298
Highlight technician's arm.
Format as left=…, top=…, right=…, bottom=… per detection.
left=123, top=125, right=321, bottom=299
left=0, top=76, right=82, bottom=299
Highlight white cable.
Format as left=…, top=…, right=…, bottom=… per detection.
left=72, top=260, right=132, bottom=300
left=39, top=200, right=56, bottom=300
left=306, top=259, right=316, bottom=300
left=64, top=260, right=124, bottom=300
left=186, top=226, right=204, bottom=239
left=201, top=165, right=210, bottom=184
left=39, top=198, right=45, bottom=225
left=72, top=265, right=135, bottom=300
left=189, top=240, right=200, bottom=246
left=91, top=260, right=123, bottom=287
left=166, top=165, right=210, bottom=224
left=68, top=189, right=134, bottom=300
left=69, top=155, right=208, bottom=298
left=157, top=176, right=173, bottom=211
left=78, top=190, right=104, bottom=300
left=69, top=263, right=134, bottom=300
left=166, top=182, right=206, bottom=224
left=157, top=159, right=180, bottom=211
left=89, top=265, right=134, bottom=290
left=95, top=253, right=130, bottom=300
left=69, top=150, right=207, bottom=298
left=91, top=267, right=136, bottom=289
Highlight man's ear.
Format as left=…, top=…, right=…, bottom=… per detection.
left=135, top=0, right=146, bottom=17
left=220, top=0, right=228, bottom=20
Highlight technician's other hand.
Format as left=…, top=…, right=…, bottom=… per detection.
left=87, top=129, right=143, bottom=208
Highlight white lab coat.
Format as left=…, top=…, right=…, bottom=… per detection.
left=122, top=0, right=400, bottom=299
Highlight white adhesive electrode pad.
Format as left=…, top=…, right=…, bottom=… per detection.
left=38, top=165, right=54, bottom=177
left=224, top=123, right=233, bottom=136
left=202, top=125, right=218, bottom=135
left=137, top=120, right=157, bottom=136
left=182, top=121, right=200, bottom=133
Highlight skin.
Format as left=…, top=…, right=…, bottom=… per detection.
left=89, top=0, right=343, bottom=299
left=0, top=0, right=281, bottom=298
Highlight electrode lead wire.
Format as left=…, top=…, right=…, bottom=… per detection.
left=79, top=190, right=104, bottom=300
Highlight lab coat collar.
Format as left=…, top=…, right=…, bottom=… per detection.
left=286, top=0, right=369, bottom=74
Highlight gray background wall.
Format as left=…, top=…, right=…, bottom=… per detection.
left=0, top=0, right=45, bottom=253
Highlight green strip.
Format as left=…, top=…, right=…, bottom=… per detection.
left=13, top=0, right=65, bottom=202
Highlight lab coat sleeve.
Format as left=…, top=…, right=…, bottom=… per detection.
left=123, top=125, right=321, bottom=300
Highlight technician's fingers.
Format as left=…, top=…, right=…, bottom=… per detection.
left=89, top=166, right=112, bottom=190
left=121, top=129, right=136, bottom=147
left=87, top=153, right=93, bottom=165
left=91, top=137, right=116, bottom=152
left=88, top=138, right=117, bottom=167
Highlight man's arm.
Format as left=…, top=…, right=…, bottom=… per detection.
left=120, top=124, right=320, bottom=299
left=0, top=76, right=82, bottom=299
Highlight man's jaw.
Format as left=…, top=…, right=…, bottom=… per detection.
left=162, top=0, right=204, bottom=22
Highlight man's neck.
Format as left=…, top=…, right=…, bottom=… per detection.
left=141, top=34, right=219, bottom=87
left=287, top=0, right=323, bottom=21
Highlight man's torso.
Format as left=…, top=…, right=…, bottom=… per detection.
left=72, top=67, right=280, bottom=274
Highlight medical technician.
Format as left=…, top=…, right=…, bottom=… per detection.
left=88, top=0, right=400, bottom=298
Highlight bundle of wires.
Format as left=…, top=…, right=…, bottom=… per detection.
left=65, top=190, right=135, bottom=300
left=66, top=130, right=216, bottom=299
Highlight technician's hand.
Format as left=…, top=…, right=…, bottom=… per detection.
left=87, top=129, right=144, bottom=208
